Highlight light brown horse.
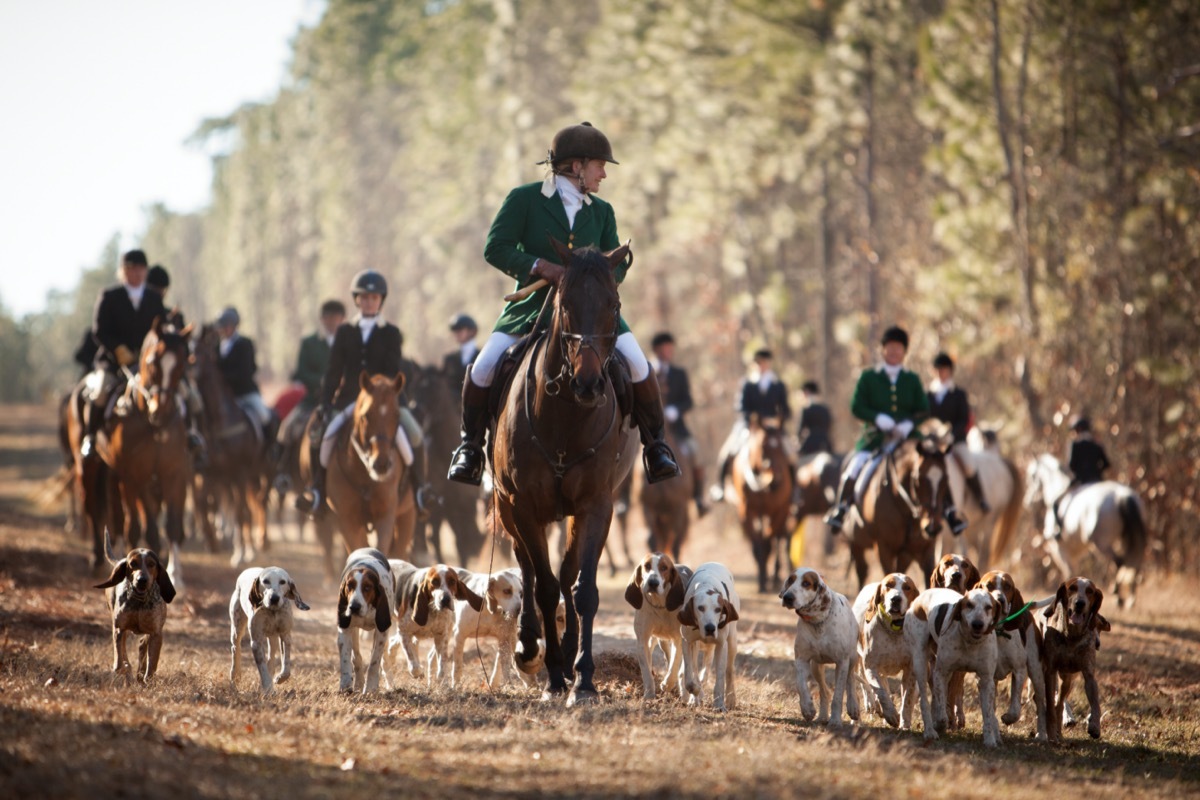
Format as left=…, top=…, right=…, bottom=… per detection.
left=193, top=324, right=269, bottom=566
left=103, top=319, right=194, bottom=561
left=492, top=242, right=637, bottom=705
left=730, top=416, right=794, bottom=593
left=845, top=438, right=953, bottom=590
left=635, top=391, right=692, bottom=561
left=301, top=372, right=415, bottom=580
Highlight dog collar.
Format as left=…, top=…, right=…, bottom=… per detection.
left=876, top=603, right=904, bottom=633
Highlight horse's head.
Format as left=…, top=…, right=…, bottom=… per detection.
left=549, top=239, right=627, bottom=407
left=897, top=438, right=951, bottom=539
left=1023, top=454, right=1066, bottom=509
left=353, top=371, right=404, bottom=481
left=744, top=415, right=788, bottom=489
left=138, top=317, right=193, bottom=426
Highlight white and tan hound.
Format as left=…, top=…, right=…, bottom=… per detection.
left=780, top=567, right=860, bottom=727
left=336, top=548, right=394, bottom=693
left=624, top=553, right=693, bottom=700
left=677, top=562, right=740, bottom=712
left=229, top=566, right=310, bottom=693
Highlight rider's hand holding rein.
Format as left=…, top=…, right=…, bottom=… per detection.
left=531, top=258, right=566, bottom=287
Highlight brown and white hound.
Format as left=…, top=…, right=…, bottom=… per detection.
left=94, top=529, right=177, bottom=682
left=852, top=572, right=921, bottom=728
left=780, top=567, right=861, bottom=727
left=1038, top=576, right=1110, bottom=741
left=624, top=553, right=693, bottom=700
left=336, top=548, right=394, bottom=693
left=389, top=560, right=483, bottom=686
left=975, top=569, right=1047, bottom=740
left=229, top=566, right=310, bottom=693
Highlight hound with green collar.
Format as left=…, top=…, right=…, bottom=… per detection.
left=852, top=572, right=921, bottom=729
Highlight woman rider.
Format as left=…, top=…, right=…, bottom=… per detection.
left=447, top=121, right=680, bottom=486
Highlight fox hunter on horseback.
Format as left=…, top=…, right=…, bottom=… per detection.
left=1051, top=414, right=1113, bottom=536
left=76, top=249, right=166, bottom=459
left=927, top=352, right=989, bottom=512
left=446, top=121, right=680, bottom=487
left=145, top=263, right=207, bottom=464
left=823, top=325, right=968, bottom=536
left=297, top=270, right=428, bottom=516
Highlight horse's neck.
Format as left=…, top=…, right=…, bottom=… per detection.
left=1041, top=457, right=1071, bottom=499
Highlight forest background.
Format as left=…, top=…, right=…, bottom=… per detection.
left=0, top=0, right=1196, bottom=570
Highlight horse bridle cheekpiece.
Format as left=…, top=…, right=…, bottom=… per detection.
left=547, top=299, right=621, bottom=398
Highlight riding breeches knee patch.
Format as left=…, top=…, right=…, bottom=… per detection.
left=470, top=332, right=521, bottom=388
left=616, top=332, right=650, bottom=383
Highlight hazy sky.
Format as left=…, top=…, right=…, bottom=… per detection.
left=0, top=0, right=326, bottom=316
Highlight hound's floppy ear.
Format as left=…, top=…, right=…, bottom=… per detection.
left=949, top=598, right=965, bottom=625
left=451, top=573, right=485, bottom=612
left=1092, top=612, right=1111, bottom=633
left=94, top=560, right=128, bottom=590
left=719, top=596, right=740, bottom=627
left=1044, top=582, right=1068, bottom=619
left=866, top=582, right=887, bottom=623
left=624, top=564, right=645, bottom=610
left=372, top=574, right=392, bottom=632
left=413, top=577, right=432, bottom=627
left=1090, top=583, right=1105, bottom=619
left=288, top=580, right=310, bottom=611
left=665, top=569, right=687, bottom=612
left=677, top=597, right=697, bottom=628
left=336, top=580, right=352, bottom=629
left=1005, top=586, right=1026, bottom=632
left=964, top=561, right=981, bottom=591
left=249, top=576, right=265, bottom=608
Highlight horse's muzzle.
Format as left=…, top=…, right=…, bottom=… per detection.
left=570, top=374, right=606, bottom=407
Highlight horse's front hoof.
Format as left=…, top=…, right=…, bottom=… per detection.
left=514, top=641, right=544, bottom=676
left=567, top=688, right=599, bottom=707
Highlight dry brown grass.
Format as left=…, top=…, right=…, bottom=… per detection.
left=1, top=402, right=1199, bottom=799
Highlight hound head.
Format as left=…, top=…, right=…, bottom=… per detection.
left=485, top=570, right=523, bottom=620
left=1047, top=576, right=1108, bottom=633
left=250, top=567, right=309, bottom=611
left=931, top=553, right=980, bottom=594
left=950, top=587, right=999, bottom=641
left=779, top=568, right=831, bottom=621
left=624, top=553, right=689, bottom=612
left=414, top=565, right=482, bottom=626
left=94, top=545, right=175, bottom=604
left=866, top=572, right=919, bottom=624
left=337, top=566, right=389, bottom=632
left=679, top=584, right=739, bottom=640
left=977, top=570, right=1022, bottom=624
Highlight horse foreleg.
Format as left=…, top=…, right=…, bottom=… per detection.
left=559, top=531, right=581, bottom=683
left=250, top=477, right=269, bottom=554
left=567, top=506, right=612, bottom=706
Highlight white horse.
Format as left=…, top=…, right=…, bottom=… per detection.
left=1023, top=454, right=1147, bottom=608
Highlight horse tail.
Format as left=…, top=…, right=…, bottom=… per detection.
left=988, top=458, right=1024, bottom=568
left=1117, top=493, right=1148, bottom=571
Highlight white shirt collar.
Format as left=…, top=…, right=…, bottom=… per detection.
left=755, top=369, right=777, bottom=391
left=219, top=333, right=238, bottom=358
left=356, top=314, right=382, bottom=342
left=877, top=363, right=903, bottom=383
left=460, top=340, right=479, bottom=365
left=125, top=282, right=145, bottom=309
left=650, top=357, right=670, bottom=376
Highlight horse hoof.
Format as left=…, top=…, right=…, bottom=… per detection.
left=513, top=647, right=544, bottom=677
left=567, top=688, right=599, bottom=708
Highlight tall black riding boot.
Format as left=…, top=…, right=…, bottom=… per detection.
left=79, top=399, right=101, bottom=459
left=823, top=472, right=857, bottom=533
left=447, top=371, right=491, bottom=486
left=632, top=377, right=681, bottom=484
left=409, top=442, right=432, bottom=519
left=965, top=472, right=990, bottom=512
left=297, top=418, right=328, bottom=515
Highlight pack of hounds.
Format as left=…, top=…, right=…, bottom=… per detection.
left=95, top=533, right=1110, bottom=747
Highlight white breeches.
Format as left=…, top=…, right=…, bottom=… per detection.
left=320, top=405, right=414, bottom=468
left=949, top=441, right=978, bottom=478
left=469, top=330, right=650, bottom=387
left=235, top=393, right=272, bottom=427
left=844, top=450, right=873, bottom=481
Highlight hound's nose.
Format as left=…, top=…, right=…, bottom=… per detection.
left=135, top=577, right=149, bottom=588
left=889, top=600, right=903, bottom=613
left=646, top=577, right=660, bottom=592
left=780, top=594, right=793, bottom=607
left=350, top=602, right=362, bottom=614
left=268, top=595, right=281, bottom=607
left=704, top=623, right=717, bottom=636
left=971, top=620, right=985, bottom=633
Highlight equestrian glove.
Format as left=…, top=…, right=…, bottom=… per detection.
left=875, top=413, right=896, bottom=432
left=115, top=345, right=136, bottom=367
left=895, top=420, right=914, bottom=438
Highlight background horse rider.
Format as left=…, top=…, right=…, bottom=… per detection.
left=824, top=325, right=967, bottom=535
left=650, top=331, right=709, bottom=517
left=1053, top=414, right=1112, bottom=535
left=77, top=248, right=165, bottom=459
left=712, top=348, right=791, bottom=502
left=299, top=270, right=427, bottom=514
left=277, top=298, right=346, bottom=464
left=443, top=313, right=480, bottom=388
left=446, top=120, right=680, bottom=487
left=796, top=380, right=833, bottom=456
left=214, top=307, right=277, bottom=450
left=927, top=352, right=988, bottom=512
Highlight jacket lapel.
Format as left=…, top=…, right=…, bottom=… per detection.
left=542, top=191, right=571, bottom=236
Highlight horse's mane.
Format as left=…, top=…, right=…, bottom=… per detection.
left=559, top=246, right=617, bottom=295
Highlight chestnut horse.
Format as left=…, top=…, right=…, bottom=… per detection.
left=844, top=438, right=953, bottom=590
left=492, top=242, right=637, bottom=705
left=192, top=325, right=269, bottom=566
left=301, top=372, right=415, bottom=580
left=103, top=319, right=193, bottom=561
left=730, top=416, right=794, bottom=593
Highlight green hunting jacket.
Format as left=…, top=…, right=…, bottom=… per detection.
left=484, top=181, right=631, bottom=335
left=293, top=333, right=332, bottom=403
left=850, top=365, right=929, bottom=451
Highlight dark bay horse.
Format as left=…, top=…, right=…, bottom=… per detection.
left=730, top=416, right=794, bottom=593
left=844, top=438, right=953, bottom=590
left=193, top=324, right=269, bottom=567
left=301, top=372, right=414, bottom=579
left=406, top=362, right=485, bottom=566
left=635, top=373, right=693, bottom=561
left=492, top=242, right=637, bottom=705
left=103, top=319, right=193, bottom=566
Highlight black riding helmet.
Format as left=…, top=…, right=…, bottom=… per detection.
left=147, top=264, right=170, bottom=289
left=537, top=121, right=619, bottom=168
left=449, top=313, right=477, bottom=332
left=933, top=352, right=954, bottom=370
left=351, top=270, right=388, bottom=300
left=881, top=326, right=909, bottom=350
left=1069, top=415, right=1092, bottom=433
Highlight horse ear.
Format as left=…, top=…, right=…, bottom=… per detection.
left=548, top=236, right=572, bottom=265
left=392, top=371, right=406, bottom=396
left=151, top=315, right=163, bottom=335
left=624, top=564, right=644, bottom=610
left=359, top=370, right=371, bottom=393
left=604, top=240, right=631, bottom=269
left=749, top=413, right=761, bottom=431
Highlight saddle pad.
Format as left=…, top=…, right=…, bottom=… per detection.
left=853, top=453, right=886, bottom=508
